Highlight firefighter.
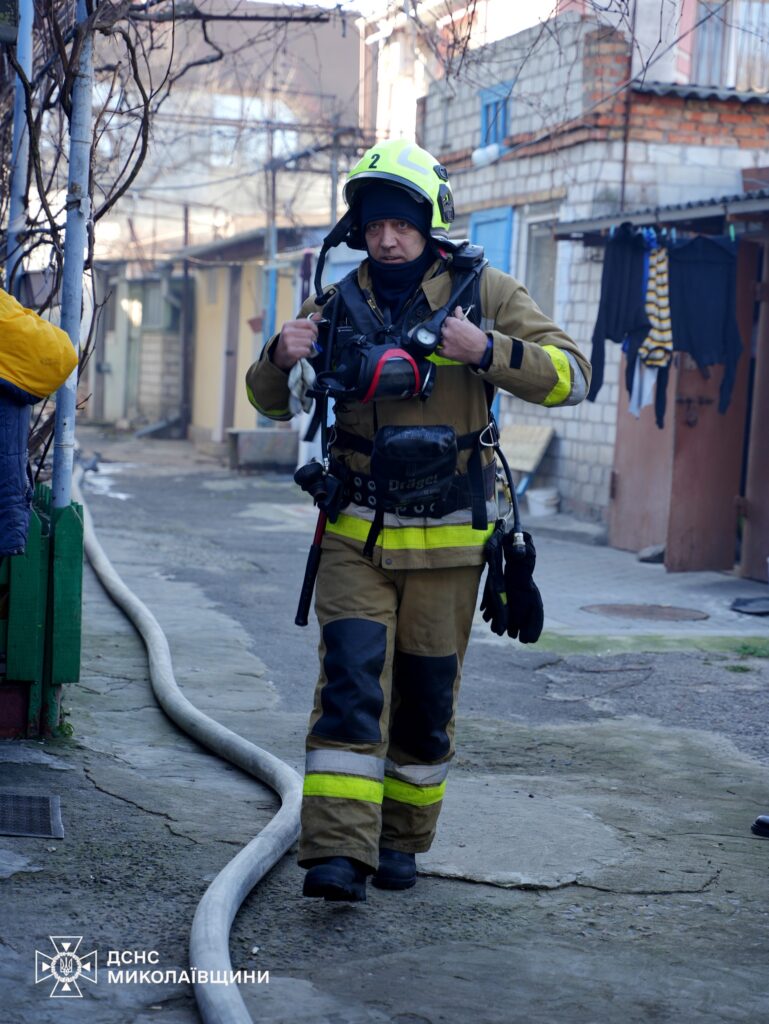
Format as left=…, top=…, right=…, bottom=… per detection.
left=245, top=139, right=591, bottom=902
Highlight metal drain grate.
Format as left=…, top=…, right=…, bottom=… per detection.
left=0, top=793, right=64, bottom=839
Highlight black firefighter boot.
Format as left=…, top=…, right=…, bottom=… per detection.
left=372, top=849, right=417, bottom=891
left=302, top=857, right=368, bottom=902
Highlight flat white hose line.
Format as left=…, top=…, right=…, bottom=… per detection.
left=74, top=477, right=303, bottom=1024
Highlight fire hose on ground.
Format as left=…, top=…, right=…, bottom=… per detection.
left=74, top=473, right=303, bottom=1024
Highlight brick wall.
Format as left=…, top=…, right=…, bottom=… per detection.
left=582, top=25, right=629, bottom=131
left=630, top=91, right=769, bottom=149
left=423, top=14, right=589, bottom=161
left=420, top=14, right=769, bottom=524
left=495, top=240, right=619, bottom=521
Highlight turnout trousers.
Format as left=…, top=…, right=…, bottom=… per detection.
left=299, top=532, right=483, bottom=871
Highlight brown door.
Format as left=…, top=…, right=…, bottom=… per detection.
left=664, top=240, right=753, bottom=572
left=665, top=351, right=749, bottom=571
left=739, top=239, right=769, bottom=582
left=608, top=364, right=676, bottom=554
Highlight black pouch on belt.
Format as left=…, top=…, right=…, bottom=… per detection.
left=370, top=425, right=458, bottom=512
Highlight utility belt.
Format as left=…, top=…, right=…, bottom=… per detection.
left=334, top=458, right=496, bottom=519
left=327, top=424, right=494, bottom=557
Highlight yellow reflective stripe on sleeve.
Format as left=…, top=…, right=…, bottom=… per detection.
left=542, top=345, right=572, bottom=407
left=383, top=777, right=447, bottom=806
left=245, top=382, right=291, bottom=420
left=326, top=514, right=494, bottom=550
left=426, top=352, right=463, bottom=367
left=303, top=773, right=384, bottom=804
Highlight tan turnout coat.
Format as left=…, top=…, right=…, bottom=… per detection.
left=246, top=255, right=591, bottom=570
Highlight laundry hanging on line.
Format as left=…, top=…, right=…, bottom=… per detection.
left=587, top=223, right=742, bottom=426
left=667, top=235, right=742, bottom=415
left=629, top=243, right=673, bottom=426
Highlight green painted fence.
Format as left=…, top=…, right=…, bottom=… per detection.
left=0, top=484, right=83, bottom=737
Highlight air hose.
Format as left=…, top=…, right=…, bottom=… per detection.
left=74, top=475, right=303, bottom=1024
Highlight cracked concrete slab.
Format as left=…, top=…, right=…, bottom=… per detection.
left=419, top=716, right=762, bottom=893
left=418, top=776, right=629, bottom=888
left=82, top=760, right=278, bottom=847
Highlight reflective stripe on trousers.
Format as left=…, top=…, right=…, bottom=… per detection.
left=298, top=532, right=482, bottom=870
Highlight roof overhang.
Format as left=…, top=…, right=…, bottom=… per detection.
left=174, top=225, right=324, bottom=264
left=554, top=190, right=769, bottom=241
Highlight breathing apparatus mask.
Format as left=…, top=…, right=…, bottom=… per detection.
left=311, top=322, right=435, bottom=404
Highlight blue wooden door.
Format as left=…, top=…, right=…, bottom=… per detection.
left=470, top=207, right=513, bottom=273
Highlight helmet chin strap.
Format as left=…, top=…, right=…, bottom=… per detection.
left=314, top=208, right=357, bottom=304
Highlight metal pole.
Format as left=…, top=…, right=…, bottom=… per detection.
left=180, top=203, right=192, bottom=437
left=52, top=0, right=93, bottom=509
left=5, top=0, right=33, bottom=298
left=266, top=165, right=278, bottom=340
left=330, top=126, right=339, bottom=228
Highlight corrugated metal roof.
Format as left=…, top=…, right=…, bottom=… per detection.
left=634, top=80, right=769, bottom=105
left=175, top=226, right=322, bottom=262
left=554, top=189, right=769, bottom=239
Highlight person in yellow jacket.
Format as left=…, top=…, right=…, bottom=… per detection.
left=246, top=139, right=591, bottom=901
left=1, top=287, right=78, bottom=556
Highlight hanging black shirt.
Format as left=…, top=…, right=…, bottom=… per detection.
left=587, top=222, right=651, bottom=401
left=667, top=235, right=742, bottom=414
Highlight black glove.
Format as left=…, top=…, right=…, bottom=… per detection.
left=502, top=530, right=544, bottom=644
left=480, top=521, right=507, bottom=636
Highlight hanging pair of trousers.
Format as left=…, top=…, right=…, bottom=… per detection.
left=299, top=532, right=483, bottom=871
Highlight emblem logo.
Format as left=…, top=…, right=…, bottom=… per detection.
left=35, top=936, right=98, bottom=998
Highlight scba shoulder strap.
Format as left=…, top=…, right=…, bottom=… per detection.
left=302, top=242, right=488, bottom=440
left=333, top=239, right=487, bottom=350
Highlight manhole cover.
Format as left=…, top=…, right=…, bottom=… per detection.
left=581, top=603, right=709, bottom=622
left=0, top=793, right=64, bottom=839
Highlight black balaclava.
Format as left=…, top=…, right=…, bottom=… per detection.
left=359, top=184, right=435, bottom=323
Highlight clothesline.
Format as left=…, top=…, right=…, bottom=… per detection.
left=576, top=221, right=738, bottom=248
left=607, top=222, right=737, bottom=243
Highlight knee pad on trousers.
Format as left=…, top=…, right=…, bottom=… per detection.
left=312, top=618, right=387, bottom=743
left=390, top=650, right=457, bottom=761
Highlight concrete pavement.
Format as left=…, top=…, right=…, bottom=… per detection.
left=510, top=513, right=767, bottom=644
left=1, top=428, right=768, bottom=1024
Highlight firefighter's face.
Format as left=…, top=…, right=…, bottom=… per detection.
left=364, top=219, right=427, bottom=263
